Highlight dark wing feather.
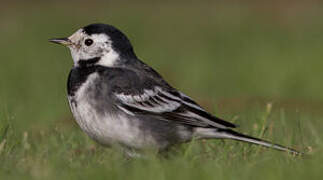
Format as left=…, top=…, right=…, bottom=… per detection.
left=110, top=71, right=236, bottom=129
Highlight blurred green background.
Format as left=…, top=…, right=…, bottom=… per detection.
left=0, top=0, right=323, bottom=179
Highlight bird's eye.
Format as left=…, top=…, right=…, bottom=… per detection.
left=84, top=39, right=94, bottom=46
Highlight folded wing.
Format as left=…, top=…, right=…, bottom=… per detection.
left=114, top=86, right=236, bottom=129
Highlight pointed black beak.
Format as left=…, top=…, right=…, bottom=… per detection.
left=49, top=37, right=72, bottom=46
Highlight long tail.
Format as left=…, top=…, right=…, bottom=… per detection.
left=195, top=128, right=302, bottom=155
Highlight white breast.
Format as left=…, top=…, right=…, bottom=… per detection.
left=67, top=73, right=156, bottom=149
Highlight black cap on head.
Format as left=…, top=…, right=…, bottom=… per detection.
left=83, top=23, right=136, bottom=58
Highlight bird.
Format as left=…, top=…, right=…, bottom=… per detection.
left=49, top=23, right=301, bottom=156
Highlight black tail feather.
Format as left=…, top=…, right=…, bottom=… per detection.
left=195, top=128, right=302, bottom=155
left=219, top=129, right=302, bottom=155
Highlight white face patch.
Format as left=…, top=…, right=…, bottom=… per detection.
left=96, top=47, right=120, bottom=67
left=67, top=29, right=120, bottom=67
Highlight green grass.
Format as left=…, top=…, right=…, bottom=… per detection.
left=0, top=1, right=323, bottom=179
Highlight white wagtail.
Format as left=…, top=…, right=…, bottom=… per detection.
left=49, top=23, right=300, bottom=155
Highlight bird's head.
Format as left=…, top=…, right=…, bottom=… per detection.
left=50, top=23, right=136, bottom=67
